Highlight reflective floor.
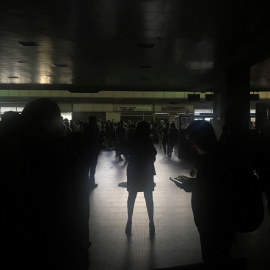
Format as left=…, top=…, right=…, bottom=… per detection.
left=88, top=145, right=270, bottom=270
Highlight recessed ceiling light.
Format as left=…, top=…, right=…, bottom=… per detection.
left=52, top=64, right=68, bottom=68
left=18, top=42, right=39, bottom=46
left=137, top=44, right=154, bottom=48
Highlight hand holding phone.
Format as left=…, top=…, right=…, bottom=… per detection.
left=175, top=175, right=189, bottom=182
left=169, top=175, right=189, bottom=186
left=169, top=175, right=193, bottom=192
left=169, top=177, right=183, bottom=185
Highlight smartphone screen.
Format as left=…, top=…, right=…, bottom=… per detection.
left=169, top=177, right=183, bottom=184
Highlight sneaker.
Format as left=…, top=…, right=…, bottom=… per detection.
left=125, top=220, right=132, bottom=234
left=90, top=183, right=98, bottom=189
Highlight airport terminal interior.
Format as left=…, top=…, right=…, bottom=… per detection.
left=1, top=1, right=270, bottom=269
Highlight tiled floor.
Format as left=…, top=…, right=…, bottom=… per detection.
left=88, top=144, right=270, bottom=270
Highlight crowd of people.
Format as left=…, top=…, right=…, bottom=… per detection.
left=60, top=117, right=179, bottom=161
left=0, top=98, right=179, bottom=269
left=1, top=97, right=270, bottom=269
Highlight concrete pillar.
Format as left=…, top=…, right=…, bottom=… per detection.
left=255, top=103, right=268, bottom=133
left=212, top=67, right=226, bottom=138
left=225, top=66, right=250, bottom=137
left=212, top=66, right=250, bottom=139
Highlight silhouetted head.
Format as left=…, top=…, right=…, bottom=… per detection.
left=20, top=98, right=61, bottom=138
left=1, top=111, right=20, bottom=124
left=88, top=116, right=97, bottom=124
left=136, top=121, right=151, bottom=136
left=186, top=120, right=217, bottom=155
left=88, top=116, right=98, bottom=129
left=0, top=111, right=21, bottom=137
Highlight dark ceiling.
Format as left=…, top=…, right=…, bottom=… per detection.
left=0, top=0, right=270, bottom=93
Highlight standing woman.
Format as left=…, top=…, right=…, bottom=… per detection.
left=125, top=121, right=157, bottom=235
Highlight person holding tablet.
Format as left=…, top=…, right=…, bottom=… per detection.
left=172, top=120, right=235, bottom=263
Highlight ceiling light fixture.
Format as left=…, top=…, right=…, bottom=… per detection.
left=205, top=94, right=214, bottom=101
left=18, top=42, right=39, bottom=46
left=188, top=94, right=200, bottom=101
left=137, top=44, right=154, bottom=48
left=52, top=64, right=68, bottom=68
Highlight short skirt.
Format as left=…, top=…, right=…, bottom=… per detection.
left=127, top=175, right=154, bottom=192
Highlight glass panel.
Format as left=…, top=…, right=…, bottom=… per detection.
left=1, top=107, right=17, bottom=113
left=16, top=107, right=24, bottom=112
left=61, top=112, right=72, bottom=120
left=194, top=109, right=213, bottom=115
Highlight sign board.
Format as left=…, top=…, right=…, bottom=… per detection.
left=161, top=105, right=194, bottom=114
left=114, top=105, right=153, bottom=111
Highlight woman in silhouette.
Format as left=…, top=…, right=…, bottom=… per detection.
left=125, top=121, right=157, bottom=235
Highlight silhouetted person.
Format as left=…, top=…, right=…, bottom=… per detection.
left=127, top=123, right=136, bottom=138
left=0, top=111, right=22, bottom=266
left=106, top=119, right=115, bottom=149
left=168, top=122, right=178, bottom=156
left=174, top=120, right=235, bottom=263
left=0, top=111, right=21, bottom=137
left=125, top=121, right=157, bottom=236
left=115, top=120, right=127, bottom=161
left=161, top=122, right=170, bottom=156
left=83, top=116, right=100, bottom=189
left=157, top=120, right=164, bottom=149
left=63, top=118, right=72, bottom=135
left=253, top=123, right=270, bottom=226
left=219, top=125, right=229, bottom=146
left=3, top=98, right=90, bottom=269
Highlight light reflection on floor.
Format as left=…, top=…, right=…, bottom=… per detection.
left=88, top=144, right=270, bottom=270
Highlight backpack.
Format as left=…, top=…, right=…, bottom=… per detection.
left=229, top=156, right=264, bottom=233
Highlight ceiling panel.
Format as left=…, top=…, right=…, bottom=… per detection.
left=0, top=0, right=269, bottom=92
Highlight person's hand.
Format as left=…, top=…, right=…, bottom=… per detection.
left=173, top=179, right=183, bottom=188
left=176, top=175, right=189, bottom=182
left=175, top=175, right=193, bottom=192
left=171, top=175, right=188, bottom=188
